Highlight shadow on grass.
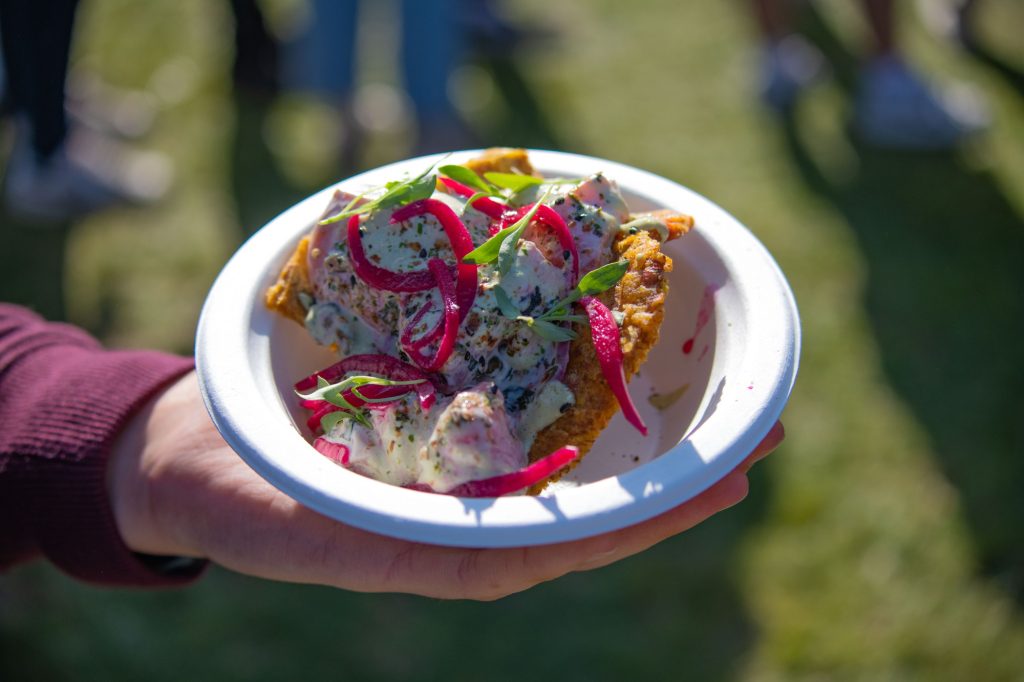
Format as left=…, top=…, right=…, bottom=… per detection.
left=473, top=52, right=567, bottom=152
left=777, top=85, right=1024, bottom=605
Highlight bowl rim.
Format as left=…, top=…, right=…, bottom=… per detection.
left=196, top=149, right=800, bottom=547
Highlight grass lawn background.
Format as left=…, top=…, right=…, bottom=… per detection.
left=2, top=0, right=1023, bottom=679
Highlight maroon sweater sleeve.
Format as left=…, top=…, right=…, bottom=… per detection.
left=0, top=304, right=204, bottom=586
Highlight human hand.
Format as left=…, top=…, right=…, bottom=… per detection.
left=109, top=372, right=784, bottom=600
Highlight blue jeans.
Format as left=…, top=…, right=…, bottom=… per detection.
left=285, top=0, right=462, bottom=121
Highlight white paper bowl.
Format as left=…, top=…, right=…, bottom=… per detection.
left=196, top=150, right=800, bottom=548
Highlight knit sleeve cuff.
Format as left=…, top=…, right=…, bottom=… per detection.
left=4, top=341, right=204, bottom=586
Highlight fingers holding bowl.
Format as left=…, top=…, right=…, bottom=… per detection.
left=339, top=420, right=785, bottom=600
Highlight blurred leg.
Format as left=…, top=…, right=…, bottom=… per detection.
left=279, top=0, right=360, bottom=169
left=399, top=0, right=461, bottom=122
left=230, top=0, right=280, bottom=95
left=752, top=0, right=795, bottom=41
left=751, top=0, right=824, bottom=112
left=0, top=0, right=80, bottom=160
left=283, top=0, right=359, bottom=99
left=399, top=0, right=474, bottom=152
left=955, top=0, right=981, bottom=48
left=859, top=0, right=896, bottom=56
left=853, top=0, right=989, bottom=148
left=1, top=0, right=172, bottom=222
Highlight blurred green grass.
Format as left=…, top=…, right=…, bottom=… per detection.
left=2, top=0, right=1024, bottom=680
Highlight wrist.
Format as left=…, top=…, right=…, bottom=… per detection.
left=107, top=372, right=204, bottom=559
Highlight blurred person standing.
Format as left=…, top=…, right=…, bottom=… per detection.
left=283, top=0, right=480, bottom=165
left=0, top=0, right=171, bottom=222
left=752, top=0, right=990, bottom=149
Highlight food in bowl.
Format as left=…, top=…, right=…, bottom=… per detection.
left=265, top=148, right=694, bottom=496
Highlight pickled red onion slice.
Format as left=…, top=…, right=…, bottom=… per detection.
left=399, top=298, right=444, bottom=349
left=346, top=384, right=421, bottom=409
left=313, top=437, right=350, bottom=465
left=495, top=203, right=579, bottom=284
left=294, top=353, right=437, bottom=411
left=438, top=176, right=506, bottom=219
left=307, top=402, right=341, bottom=432
left=390, top=199, right=478, bottom=318
left=305, top=384, right=424, bottom=433
left=402, top=259, right=460, bottom=372
left=347, top=214, right=436, bottom=292
left=581, top=296, right=648, bottom=436
left=443, top=446, right=580, bottom=497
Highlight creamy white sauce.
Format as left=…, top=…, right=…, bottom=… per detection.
left=549, top=174, right=626, bottom=273
left=326, top=380, right=569, bottom=491
left=620, top=215, right=669, bottom=241
left=515, top=380, right=575, bottom=451
left=305, top=302, right=387, bottom=355
left=305, top=173, right=628, bottom=491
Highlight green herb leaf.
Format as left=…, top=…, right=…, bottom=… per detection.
left=575, top=260, right=629, bottom=298
left=461, top=223, right=516, bottom=265
left=540, top=305, right=569, bottom=319
left=318, top=158, right=445, bottom=226
left=303, top=374, right=429, bottom=431
left=394, top=172, right=437, bottom=207
left=484, top=171, right=543, bottom=193
left=348, top=385, right=419, bottom=404
left=320, top=411, right=346, bottom=432
left=548, top=258, right=626, bottom=311
left=509, top=184, right=540, bottom=206
left=339, top=191, right=367, bottom=216
left=529, top=318, right=578, bottom=342
left=492, top=286, right=520, bottom=319
left=497, top=189, right=552, bottom=275
left=440, top=165, right=493, bottom=194
left=320, top=409, right=370, bottom=433
left=461, top=187, right=552, bottom=267
left=324, top=390, right=361, bottom=412
left=464, top=190, right=506, bottom=213
left=298, top=374, right=425, bottom=404
left=496, top=218, right=529, bottom=276
left=534, top=260, right=628, bottom=324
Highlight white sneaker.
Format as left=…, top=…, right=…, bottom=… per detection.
left=853, top=57, right=989, bottom=149
left=757, top=35, right=827, bottom=113
left=3, top=123, right=173, bottom=222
